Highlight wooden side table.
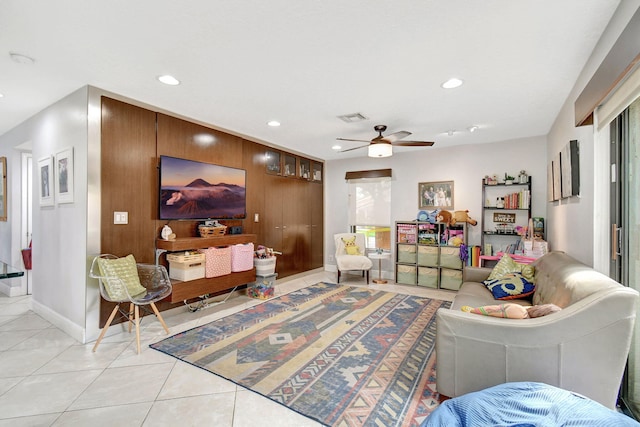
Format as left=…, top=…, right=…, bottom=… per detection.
left=368, top=252, right=391, bottom=284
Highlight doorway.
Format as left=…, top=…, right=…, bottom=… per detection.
left=610, top=97, right=640, bottom=417
left=20, top=152, right=32, bottom=294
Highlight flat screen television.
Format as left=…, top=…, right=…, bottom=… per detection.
left=159, top=155, right=246, bottom=220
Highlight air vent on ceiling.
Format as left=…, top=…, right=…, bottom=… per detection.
left=337, top=112, right=369, bottom=123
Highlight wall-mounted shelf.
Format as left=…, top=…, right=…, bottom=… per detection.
left=156, top=234, right=257, bottom=303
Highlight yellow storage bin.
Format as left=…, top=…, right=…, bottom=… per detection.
left=397, top=244, right=417, bottom=263
left=440, top=268, right=463, bottom=290
left=396, top=264, right=416, bottom=285
left=417, top=246, right=438, bottom=267
left=440, top=246, right=462, bottom=269
left=418, top=267, right=438, bottom=288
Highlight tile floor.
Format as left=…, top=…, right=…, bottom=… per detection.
left=0, top=271, right=455, bottom=427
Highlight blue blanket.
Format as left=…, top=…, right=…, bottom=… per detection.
left=423, top=382, right=639, bottom=426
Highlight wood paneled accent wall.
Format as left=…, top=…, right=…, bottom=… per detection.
left=99, top=97, right=324, bottom=325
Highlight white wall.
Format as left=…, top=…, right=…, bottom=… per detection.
left=324, top=136, right=547, bottom=273
left=0, top=87, right=90, bottom=342
left=546, top=0, right=640, bottom=269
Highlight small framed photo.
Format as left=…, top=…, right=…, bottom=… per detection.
left=55, top=147, right=74, bottom=204
left=419, top=181, right=454, bottom=210
left=38, top=156, right=54, bottom=207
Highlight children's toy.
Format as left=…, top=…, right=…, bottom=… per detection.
left=450, top=210, right=478, bottom=226
left=436, top=210, right=452, bottom=225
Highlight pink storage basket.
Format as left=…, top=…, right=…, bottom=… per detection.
left=199, top=246, right=232, bottom=278
left=231, top=243, right=254, bottom=272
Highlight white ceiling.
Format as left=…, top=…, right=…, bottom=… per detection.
left=0, top=0, right=621, bottom=160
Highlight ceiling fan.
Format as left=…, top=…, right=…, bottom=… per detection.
left=337, top=125, right=435, bottom=157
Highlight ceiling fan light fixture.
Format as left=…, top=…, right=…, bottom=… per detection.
left=441, top=78, right=463, bottom=89
left=368, top=143, right=392, bottom=158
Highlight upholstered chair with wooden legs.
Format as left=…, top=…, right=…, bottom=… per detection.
left=90, top=254, right=172, bottom=354
left=334, top=233, right=372, bottom=284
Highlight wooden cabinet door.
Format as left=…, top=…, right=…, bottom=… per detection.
left=310, top=183, right=324, bottom=269
left=263, top=174, right=284, bottom=256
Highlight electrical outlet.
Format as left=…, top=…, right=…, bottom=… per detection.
left=254, top=213, right=259, bottom=222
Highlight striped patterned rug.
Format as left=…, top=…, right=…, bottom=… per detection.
left=151, top=282, right=449, bottom=426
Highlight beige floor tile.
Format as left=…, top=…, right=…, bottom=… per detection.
left=157, top=360, right=236, bottom=400
left=0, top=413, right=61, bottom=427
left=144, top=393, right=236, bottom=426
left=0, top=329, right=41, bottom=351
left=68, top=363, right=173, bottom=411
left=35, top=342, right=130, bottom=374
left=0, top=370, right=103, bottom=419
left=0, top=347, right=67, bottom=378
left=232, top=389, right=323, bottom=427
left=52, top=402, right=153, bottom=426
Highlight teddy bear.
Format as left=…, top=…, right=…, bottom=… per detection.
left=450, top=210, right=478, bottom=226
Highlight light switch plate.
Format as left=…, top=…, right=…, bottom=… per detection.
left=254, top=213, right=259, bottom=222
left=114, top=211, right=128, bottom=224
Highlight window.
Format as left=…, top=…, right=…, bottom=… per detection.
left=347, top=176, right=391, bottom=251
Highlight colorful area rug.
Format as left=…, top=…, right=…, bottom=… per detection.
left=151, top=283, right=450, bottom=426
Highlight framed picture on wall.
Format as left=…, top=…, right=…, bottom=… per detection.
left=55, top=147, right=74, bottom=204
left=419, top=181, right=454, bottom=210
left=38, top=156, right=54, bottom=207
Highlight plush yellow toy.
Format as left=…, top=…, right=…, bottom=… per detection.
left=341, top=236, right=361, bottom=255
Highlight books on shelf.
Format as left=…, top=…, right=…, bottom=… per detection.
left=502, top=189, right=530, bottom=209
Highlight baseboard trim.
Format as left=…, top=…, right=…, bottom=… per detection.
left=31, top=299, right=86, bottom=344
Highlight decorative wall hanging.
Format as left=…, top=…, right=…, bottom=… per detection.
left=38, top=156, right=54, bottom=207
left=55, top=147, right=74, bottom=204
left=419, top=181, right=454, bottom=210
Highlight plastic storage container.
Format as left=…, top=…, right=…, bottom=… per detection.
left=247, top=274, right=277, bottom=299
left=166, top=252, right=206, bottom=281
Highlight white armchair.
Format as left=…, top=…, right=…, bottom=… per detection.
left=334, top=233, right=372, bottom=284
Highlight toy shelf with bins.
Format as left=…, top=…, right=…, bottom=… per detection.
left=395, top=221, right=467, bottom=291
left=481, top=178, right=532, bottom=256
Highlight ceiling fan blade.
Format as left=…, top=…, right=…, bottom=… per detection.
left=392, top=141, right=435, bottom=147
left=336, top=137, right=371, bottom=143
left=380, top=131, right=411, bottom=143
left=340, top=144, right=370, bottom=153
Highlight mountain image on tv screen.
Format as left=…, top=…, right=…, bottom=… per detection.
left=159, top=156, right=246, bottom=220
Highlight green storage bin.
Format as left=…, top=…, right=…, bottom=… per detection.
left=418, top=267, right=438, bottom=288
left=440, top=268, right=463, bottom=290
left=440, top=246, right=462, bottom=269
left=417, top=245, right=438, bottom=267
left=396, top=264, right=416, bottom=285
left=397, top=244, right=417, bottom=263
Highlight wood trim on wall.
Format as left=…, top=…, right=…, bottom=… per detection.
left=345, top=169, right=393, bottom=180
left=575, top=8, right=640, bottom=127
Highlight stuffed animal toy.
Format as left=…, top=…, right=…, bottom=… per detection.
left=436, top=210, right=452, bottom=225
left=450, top=210, right=478, bottom=226
left=341, top=236, right=361, bottom=255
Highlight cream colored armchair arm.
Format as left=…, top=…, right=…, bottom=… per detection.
left=435, top=287, right=638, bottom=409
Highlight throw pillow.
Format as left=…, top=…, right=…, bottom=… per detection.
left=485, top=253, right=535, bottom=283
left=341, top=236, right=361, bottom=255
left=484, top=272, right=535, bottom=300
left=97, top=255, right=146, bottom=300
left=461, top=303, right=529, bottom=319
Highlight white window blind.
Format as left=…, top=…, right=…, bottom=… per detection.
left=348, top=177, right=391, bottom=226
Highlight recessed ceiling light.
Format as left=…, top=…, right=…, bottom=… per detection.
left=158, top=75, right=180, bottom=85
left=332, top=145, right=342, bottom=151
left=9, top=52, right=35, bottom=65
left=337, top=112, right=368, bottom=123
left=441, top=78, right=463, bottom=89
left=267, top=120, right=281, bottom=127
left=0, top=93, right=4, bottom=98
left=468, top=125, right=479, bottom=132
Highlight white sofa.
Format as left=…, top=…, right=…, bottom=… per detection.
left=435, top=251, right=639, bottom=409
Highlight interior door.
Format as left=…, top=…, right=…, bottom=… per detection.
left=611, top=98, right=640, bottom=418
